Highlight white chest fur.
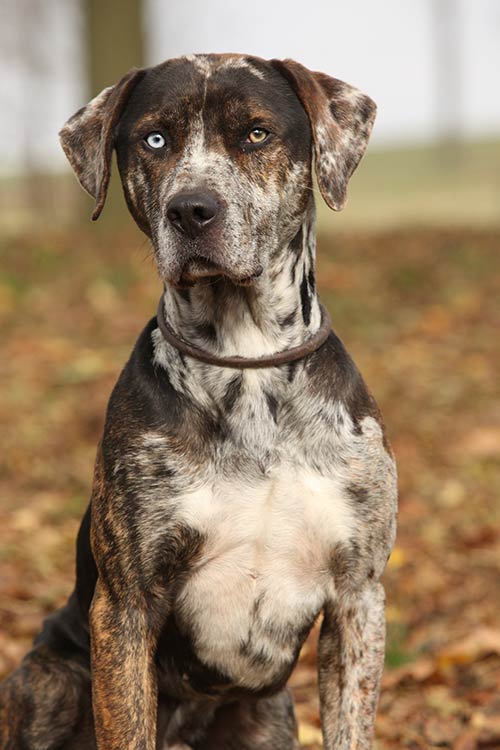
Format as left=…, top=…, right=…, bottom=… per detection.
left=174, top=463, right=355, bottom=689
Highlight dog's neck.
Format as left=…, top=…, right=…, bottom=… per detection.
left=160, top=204, right=321, bottom=361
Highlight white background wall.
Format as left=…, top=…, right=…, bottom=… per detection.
left=0, top=0, right=499, bottom=173
left=147, top=0, right=500, bottom=144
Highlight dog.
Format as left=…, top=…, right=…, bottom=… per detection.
left=0, top=54, right=397, bottom=750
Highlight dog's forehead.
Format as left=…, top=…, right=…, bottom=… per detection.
left=185, top=53, right=269, bottom=80
left=122, top=54, right=306, bottom=130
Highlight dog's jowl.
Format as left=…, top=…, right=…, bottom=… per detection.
left=0, top=54, right=397, bottom=750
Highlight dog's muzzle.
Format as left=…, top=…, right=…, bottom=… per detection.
left=162, top=189, right=262, bottom=287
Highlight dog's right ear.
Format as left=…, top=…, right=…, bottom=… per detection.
left=59, top=68, right=144, bottom=220
left=271, top=59, right=376, bottom=212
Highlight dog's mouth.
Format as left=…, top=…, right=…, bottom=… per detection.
left=176, top=255, right=262, bottom=288
left=178, top=256, right=222, bottom=285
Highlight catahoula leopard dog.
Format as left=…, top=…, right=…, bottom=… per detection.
left=0, top=54, right=397, bottom=750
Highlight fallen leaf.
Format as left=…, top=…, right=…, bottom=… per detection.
left=387, top=547, right=407, bottom=569
left=424, top=715, right=463, bottom=745
left=459, top=427, right=500, bottom=458
left=453, top=730, right=477, bottom=750
left=382, top=657, right=436, bottom=688
left=298, top=722, right=323, bottom=746
left=437, top=628, right=500, bottom=669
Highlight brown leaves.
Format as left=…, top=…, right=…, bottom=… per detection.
left=437, top=629, right=500, bottom=669
left=424, top=715, right=464, bottom=746
left=382, top=628, right=500, bottom=690
left=1, top=227, right=500, bottom=749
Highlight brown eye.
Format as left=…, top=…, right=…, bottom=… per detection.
left=247, top=128, right=269, bottom=144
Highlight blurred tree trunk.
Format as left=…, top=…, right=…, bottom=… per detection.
left=10, top=0, right=48, bottom=222
left=431, top=0, right=463, bottom=165
left=84, top=0, right=145, bottom=223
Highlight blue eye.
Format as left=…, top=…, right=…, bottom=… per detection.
left=145, top=132, right=166, bottom=149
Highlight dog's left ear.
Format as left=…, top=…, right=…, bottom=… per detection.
left=59, top=68, right=145, bottom=220
left=271, top=59, right=376, bottom=211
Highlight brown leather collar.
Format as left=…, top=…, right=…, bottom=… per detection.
left=156, top=296, right=331, bottom=369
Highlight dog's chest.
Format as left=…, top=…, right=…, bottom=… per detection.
left=173, top=463, right=354, bottom=689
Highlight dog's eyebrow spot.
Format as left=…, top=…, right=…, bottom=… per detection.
left=128, top=114, right=168, bottom=138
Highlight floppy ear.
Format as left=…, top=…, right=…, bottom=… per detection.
left=59, top=68, right=144, bottom=220
left=271, top=59, right=376, bottom=211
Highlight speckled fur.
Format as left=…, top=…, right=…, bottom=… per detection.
left=0, top=54, right=396, bottom=750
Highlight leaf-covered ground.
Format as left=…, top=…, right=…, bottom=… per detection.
left=0, top=226, right=499, bottom=748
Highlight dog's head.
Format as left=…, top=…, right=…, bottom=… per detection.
left=60, top=54, right=376, bottom=287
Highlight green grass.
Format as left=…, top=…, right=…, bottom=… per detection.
left=385, top=622, right=416, bottom=669
left=316, top=138, right=500, bottom=231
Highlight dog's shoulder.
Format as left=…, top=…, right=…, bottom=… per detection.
left=305, top=329, right=390, bottom=446
left=301, top=329, right=397, bottom=560
left=97, top=318, right=216, bottom=488
left=106, top=317, right=184, bottom=433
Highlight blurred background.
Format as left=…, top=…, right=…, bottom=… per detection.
left=0, top=1, right=499, bottom=748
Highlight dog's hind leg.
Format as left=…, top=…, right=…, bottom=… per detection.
left=0, top=644, right=95, bottom=750
left=197, top=688, right=299, bottom=750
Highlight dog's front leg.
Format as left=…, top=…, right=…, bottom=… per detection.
left=318, top=582, right=386, bottom=750
left=90, top=580, right=160, bottom=750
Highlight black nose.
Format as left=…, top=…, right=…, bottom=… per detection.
left=166, top=192, right=219, bottom=238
